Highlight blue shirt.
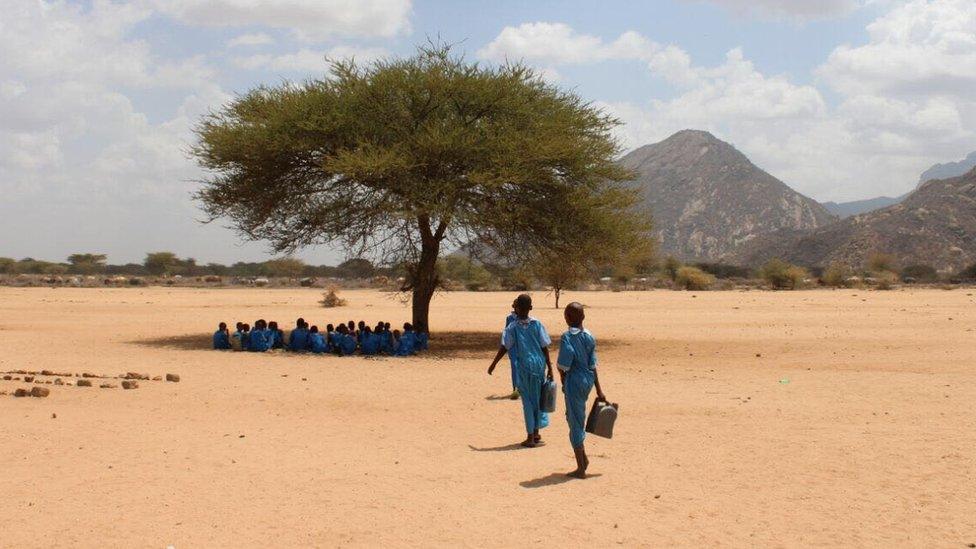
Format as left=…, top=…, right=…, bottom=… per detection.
left=361, top=333, right=381, bottom=355
left=213, top=330, right=231, bottom=350
left=309, top=332, right=328, bottom=353
left=557, top=328, right=597, bottom=373
left=395, top=330, right=417, bottom=356
left=415, top=332, right=429, bottom=351
left=247, top=329, right=271, bottom=352
left=337, top=333, right=358, bottom=355
left=502, top=317, right=551, bottom=375
left=288, top=328, right=309, bottom=352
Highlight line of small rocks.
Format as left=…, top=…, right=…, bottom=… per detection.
left=1, top=370, right=179, bottom=398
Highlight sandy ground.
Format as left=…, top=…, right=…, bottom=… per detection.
left=1, top=287, right=974, bottom=548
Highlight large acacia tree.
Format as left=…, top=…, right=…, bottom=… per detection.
left=193, top=45, right=646, bottom=333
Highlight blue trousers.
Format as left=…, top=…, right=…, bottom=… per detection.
left=517, top=366, right=549, bottom=433
left=564, top=368, right=594, bottom=448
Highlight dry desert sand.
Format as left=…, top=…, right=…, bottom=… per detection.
left=1, top=287, right=975, bottom=547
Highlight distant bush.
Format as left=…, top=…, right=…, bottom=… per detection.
left=901, top=264, right=938, bottom=283
left=957, top=263, right=976, bottom=281
left=759, top=258, right=808, bottom=290
left=320, top=287, right=347, bottom=308
left=695, top=262, right=753, bottom=279
left=873, top=270, right=899, bottom=290
left=822, top=262, right=853, bottom=288
left=867, top=252, right=899, bottom=275
left=675, top=266, right=715, bottom=290
left=662, top=256, right=681, bottom=282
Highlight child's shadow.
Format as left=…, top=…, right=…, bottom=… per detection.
left=468, top=443, right=525, bottom=452
left=519, top=472, right=603, bottom=488
left=484, top=394, right=516, bottom=401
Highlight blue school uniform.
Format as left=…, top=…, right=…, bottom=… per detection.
left=379, top=330, right=395, bottom=354
left=505, top=312, right=518, bottom=390
left=557, top=327, right=597, bottom=448
left=241, top=331, right=251, bottom=350
left=337, top=333, right=358, bottom=356
left=503, top=317, right=552, bottom=433
left=309, top=332, right=328, bottom=354
left=213, top=330, right=231, bottom=350
left=395, top=330, right=417, bottom=356
left=361, top=333, right=381, bottom=355
left=247, top=329, right=271, bottom=352
left=415, top=332, right=429, bottom=351
left=288, top=327, right=309, bottom=352
left=270, top=329, right=285, bottom=349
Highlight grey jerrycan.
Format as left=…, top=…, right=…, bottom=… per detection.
left=585, top=399, right=618, bottom=439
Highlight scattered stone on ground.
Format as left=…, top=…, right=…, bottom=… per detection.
left=122, top=380, right=139, bottom=390
left=152, top=376, right=163, bottom=381
left=100, top=383, right=117, bottom=389
left=41, top=370, right=53, bottom=376
left=53, top=378, right=63, bottom=385
left=76, top=379, right=92, bottom=387
left=2, top=375, right=11, bottom=380
left=24, top=376, right=34, bottom=382
left=166, top=373, right=180, bottom=382
left=125, top=372, right=149, bottom=380
left=14, top=388, right=29, bottom=397
left=30, top=387, right=50, bottom=398
left=82, top=373, right=96, bottom=378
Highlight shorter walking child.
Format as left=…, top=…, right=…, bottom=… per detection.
left=557, top=302, right=606, bottom=478
left=488, top=294, right=553, bottom=447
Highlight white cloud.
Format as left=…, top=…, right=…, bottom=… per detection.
left=481, top=10, right=976, bottom=201
left=690, top=0, right=865, bottom=20
left=226, top=32, right=275, bottom=48
left=154, top=0, right=412, bottom=41
left=234, top=46, right=389, bottom=72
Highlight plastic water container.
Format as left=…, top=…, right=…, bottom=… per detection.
left=541, top=379, right=557, bottom=413
left=585, top=399, right=619, bottom=439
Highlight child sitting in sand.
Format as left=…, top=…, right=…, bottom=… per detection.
left=240, top=323, right=251, bottom=351
left=557, top=302, right=606, bottom=478
left=395, top=322, right=417, bottom=356
left=308, top=326, right=329, bottom=354
left=230, top=322, right=245, bottom=351
left=360, top=326, right=380, bottom=355
left=248, top=319, right=272, bottom=352
left=268, top=321, right=284, bottom=349
left=213, top=322, right=231, bottom=350
left=334, top=324, right=358, bottom=356
left=288, top=318, right=309, bottom=352
left=488, top=294, right=553, bottom=447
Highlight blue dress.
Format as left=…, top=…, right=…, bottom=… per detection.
left=309, top=333, right=328, bottom=354
left=503, top=317, right=552, bottom=433
left=247, top=329, right=271, bottom=352
left=415, top=332, right=429, bottom=351
left=504, top=312, right=518, bottom=390
left=270, top=330, right=285, bottom=349
left=361, top=333, right=381, bottom=355
left=337, top=333, right=358, bottom=356
left=395, top=331, right=417, bottom=356
left=557, top=328, right=597, bottom=448
left=288, top=328, right=309, bottom=352
left=213, top=330, right=231, bottom=350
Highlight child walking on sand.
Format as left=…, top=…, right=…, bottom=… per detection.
left=557, top=302, right=606, bottom=478
left=488, top=294, right=553, bottom=447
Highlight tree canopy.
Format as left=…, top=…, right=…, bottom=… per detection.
left=193, top=44, right=648, bottom=331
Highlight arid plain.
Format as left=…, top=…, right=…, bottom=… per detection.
left=1, top=287, right=974, bottom=547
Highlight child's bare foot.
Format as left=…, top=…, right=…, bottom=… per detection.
left=520, top=437, right=537, bottom=448
left=533, top=434, right=543, bottom=444
left=566, top=468, right=586, bottom=479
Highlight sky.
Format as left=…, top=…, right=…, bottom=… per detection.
left=2, top=0, right=975, bottom=265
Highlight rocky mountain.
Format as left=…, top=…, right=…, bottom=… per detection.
left=819, top=150, right=975, bottom=219
left=619, top=130, right=835, bottom=261
left=732, top=167, right=976, bottom=272
left=822, top=196, right=903, bottom=219
left=918, top=151, right=976, bottom=185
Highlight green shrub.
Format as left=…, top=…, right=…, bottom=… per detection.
left=822, top=262, right=852, bottom=287
left=901, top=264, right=938, bottom=283
left=867, top=252, right=899, bottom=274
left=663, top=256, right=681, bottom=282
left=320, top=287, right=347, bottom=308
left=759, top=258, right=808, bottom=290
left=675, top=266, right=715, bottom=290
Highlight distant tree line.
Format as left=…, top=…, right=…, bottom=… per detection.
left=0, top=252, right=388, bottom=279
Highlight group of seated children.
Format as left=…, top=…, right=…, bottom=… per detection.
left=212, top=318, right=428, bottom=356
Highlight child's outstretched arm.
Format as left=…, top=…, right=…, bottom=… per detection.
left=487, top=346, right=507, bottom=375
left=593, top=369, right=606, bottom=401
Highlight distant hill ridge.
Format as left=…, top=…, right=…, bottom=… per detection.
left=732, top=167, right=976, bottom=271
left=619, top=130, right=835, bottom=261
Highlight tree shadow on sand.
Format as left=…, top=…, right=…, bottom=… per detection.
left=129, top=330, right=624, bottom=357
left=519, top=472, right=603, bottom=488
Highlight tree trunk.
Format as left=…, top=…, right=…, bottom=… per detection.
left=554, top=287, right=561, bottom=309
left=411, top=234, right=440, bottom=334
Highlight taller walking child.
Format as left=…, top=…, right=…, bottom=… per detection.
left=488, top=294, right=553, bottom=447
left=504, top=300, right=519, bottom=400
left=556, top=302, right=606, bottom=478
